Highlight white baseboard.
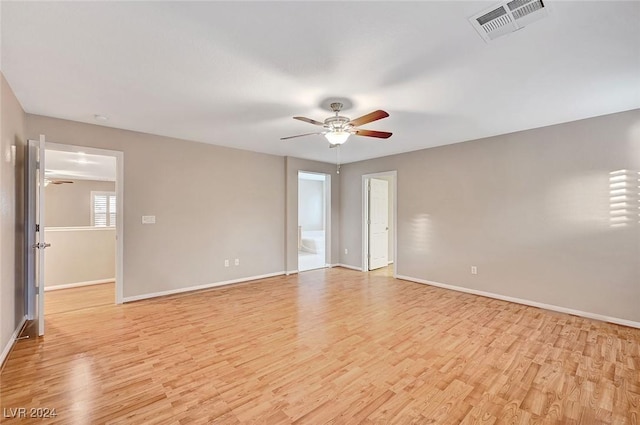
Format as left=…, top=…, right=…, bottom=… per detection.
left=336, top=263, right=363, bottom=272
left=396, top=275, right=640, bottom=329
left=1, top=315, right=27, bottom=368
left=285, top=270, right=298, bottom=275
left=388, top=260, right=394, bottom=265
left=123, top=271, right=286, bottom=303
left=45, top=278, right=114, bottom=291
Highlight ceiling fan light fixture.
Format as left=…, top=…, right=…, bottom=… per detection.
left=325, top=131, right=350, bottom=145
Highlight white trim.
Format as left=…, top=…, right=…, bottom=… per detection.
left=122, top=272, right=286, bottom=303
left=45, top=279, right=114, bottom=291
left=45, top=226, right=115, bottom=232
left=336, top=263, right=363, bottom=272
left=115, top=149, right=124, bottom=305
left=1, top=316, right=27, bottom=368
left=362, top=176, right=368, bottom=272
left=325, top=174, right=332, bottom=267
left=25, top=140, right=39, bottom=321
left=396, top=275, right=640, bottom=329
left=285, top=270, right=298, bottom=275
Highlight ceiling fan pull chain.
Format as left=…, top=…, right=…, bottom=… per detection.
left=336, top=145, right=341, bottom=174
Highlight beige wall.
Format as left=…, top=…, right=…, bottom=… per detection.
left=44, top=228, right=115, bottom=288
left=1, top=73, right=27, bottom=357
left=27, top=114, right=286, bottom=299
left=286, top=157, right=340, bottom=272
left=45, top=179, right=116, bottom=227
left=340, top=109, right=640, bottom=323
left=21, top=100, right=639, bottom=325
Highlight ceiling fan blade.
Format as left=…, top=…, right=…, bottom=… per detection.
left=280, top=132, right=324, bottom=140
left=348, top=110, right=389, bottom=127
left=293, top=116, right=325, bottom=126
left=355, top=129, right=393, bottom=139
left=52, top=180, right=75, bottom=184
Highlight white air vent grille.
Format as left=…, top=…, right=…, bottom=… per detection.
left=478, top=8, right=513, bottom=33
left=469, top=0, right=549, bottom=43
left=507, top=0, right=533, bottom=11
left=511, top=0, right=544, bottom=19
left=477, top=6, right=508, bottom=25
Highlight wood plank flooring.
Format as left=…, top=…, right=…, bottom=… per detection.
left=1, top=267, right=638, bottom=424
left=45, top=282, right=115, bottom=315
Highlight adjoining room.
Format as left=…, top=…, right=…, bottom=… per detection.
left=298, top=171, right=330, bottom=272
left=43, top=149, right=117, bottom=314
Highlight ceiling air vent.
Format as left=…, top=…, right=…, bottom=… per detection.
left=469, top=0, right=548, bottom=42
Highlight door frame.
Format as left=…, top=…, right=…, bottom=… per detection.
left=362, top=171, right=397, bottom=276
left=26, top=141, right=125, bottom=312
left=297, top=170, right=331, bottom=270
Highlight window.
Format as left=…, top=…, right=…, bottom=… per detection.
left=91, top=191, right=116, bottom=227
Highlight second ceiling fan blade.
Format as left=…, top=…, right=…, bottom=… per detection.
left=280, top=132, right=324, bottom=140
left=348, top=110, right=389, bottom=127
left=355, top=129, right=393, bottom=139
left=293, top=116, right=325, bottom=126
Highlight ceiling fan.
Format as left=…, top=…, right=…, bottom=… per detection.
left=44, top=179, right=74, bottom=186
left=281, top=102, right=392, bottom=146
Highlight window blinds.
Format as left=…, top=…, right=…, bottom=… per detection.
left=93, top=192, right=116, bottom=227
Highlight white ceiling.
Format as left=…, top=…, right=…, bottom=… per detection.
left=2, top=1, right=639, bottom=164
left=45, top=150, right=116, bottom=182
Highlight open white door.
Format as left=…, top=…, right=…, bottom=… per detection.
left=368, top=178, right=389, bottom=270
left=26, top=136, right=48, bottom=336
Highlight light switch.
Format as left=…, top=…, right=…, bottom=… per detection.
left=142, top=215, right=156, bottom=224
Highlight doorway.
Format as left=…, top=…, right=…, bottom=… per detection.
left=298, top=171, right=331, bottom=272
left=43, top=148, right=118, bottom=315
left=362, top=171, right=397, bottom=276
left=25, top=139, right=123, bottom=336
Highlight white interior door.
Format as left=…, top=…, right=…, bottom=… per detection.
left=368, top=178, right=389, bottom=270
left=27, top=137, right=47, bottom=336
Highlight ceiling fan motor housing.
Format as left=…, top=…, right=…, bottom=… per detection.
left=326, top=102, right=351, bottom=131
left=324, top=115, right=351, bottom=131
left=329, top=102, right=343, bottom=112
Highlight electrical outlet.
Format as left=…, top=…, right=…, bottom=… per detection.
left=344, top=248, right=348, bottom=255
left=224, top=259, right=229, bottom=267
left=471, top=266, right=478, bottom=275
left=234, top=258, right=239, bottom=266
left=141, top=215, right=156, bottom=224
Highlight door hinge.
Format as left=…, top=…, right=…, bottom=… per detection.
left=36, top=161, right=40, bottom=170
left=35, top=224, right=40, bottom=232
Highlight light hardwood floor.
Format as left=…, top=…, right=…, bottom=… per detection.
left=1, top=268, right=638, bottom=424
left=45, top=282, right=115, bottom=315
